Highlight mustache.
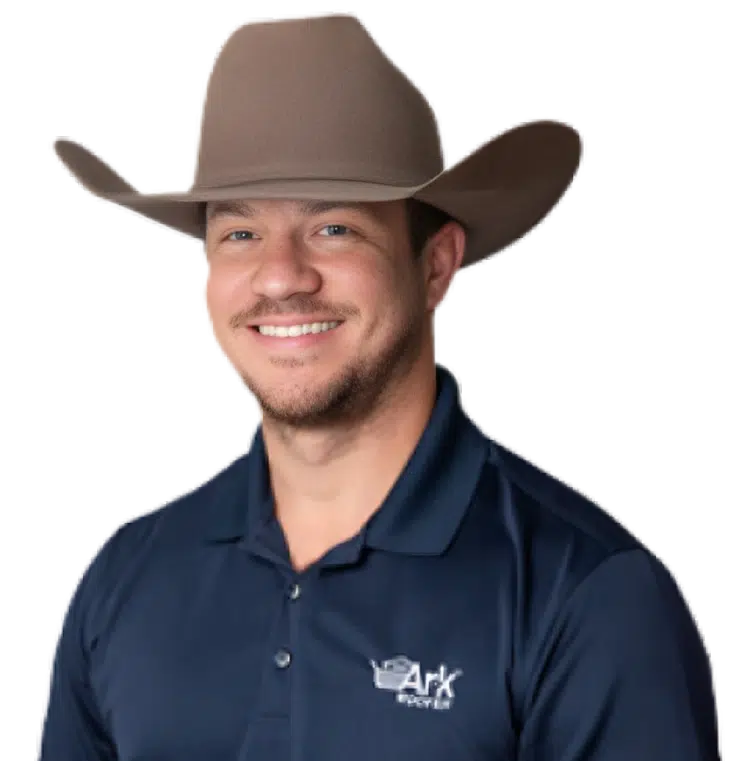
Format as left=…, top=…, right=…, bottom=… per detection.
left=230, top=297, right=360, bottom=329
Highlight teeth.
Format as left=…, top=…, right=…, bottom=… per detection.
left=257, top=321, right=340, bottom=337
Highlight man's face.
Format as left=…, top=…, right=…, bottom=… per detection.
left=204, top=198, right=445, bottom=429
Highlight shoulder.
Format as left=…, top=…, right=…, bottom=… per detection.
left=70, top=452, right=250, bottom=639
left=462, top=434, right=653, bottom=636
left=469, top=437, right=712, bottom=722
left=487, top=437, right=641, bottom=556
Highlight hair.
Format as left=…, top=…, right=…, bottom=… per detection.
left=405, top=198, right=459, bottom=260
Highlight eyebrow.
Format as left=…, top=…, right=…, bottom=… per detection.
left=205, top=199, right=371, bottom=223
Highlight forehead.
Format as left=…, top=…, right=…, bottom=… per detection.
left=205, top=198, right=403, bottom=224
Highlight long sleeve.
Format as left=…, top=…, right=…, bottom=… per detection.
left=517, top=548, right=721, bottom=760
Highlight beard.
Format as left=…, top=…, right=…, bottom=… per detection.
left=238, top=299, right=426, bottom=431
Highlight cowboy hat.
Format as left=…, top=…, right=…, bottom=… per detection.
left=54, top=13, right=582, bottom=268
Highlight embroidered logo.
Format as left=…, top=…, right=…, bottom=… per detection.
left=369, top=655, right=463, bottom=710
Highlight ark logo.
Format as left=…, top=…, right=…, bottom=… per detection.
left=369, top=655, right=463, bottom=711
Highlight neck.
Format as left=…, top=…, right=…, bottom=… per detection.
left=260, top=354, right=438, bottom=537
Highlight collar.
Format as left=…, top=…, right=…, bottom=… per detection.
left=203, top=364, right=490, bottom=556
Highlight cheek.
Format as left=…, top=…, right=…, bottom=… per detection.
left=205, top=275, right=222, bottom=315
left=206, top=266, right=244, bottom=316
left=347, top=263, right=420, bottom=335
left=200, top=280, right=220, bottom=325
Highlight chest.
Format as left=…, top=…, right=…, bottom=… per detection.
left=89, top=545, right=517, bottom=761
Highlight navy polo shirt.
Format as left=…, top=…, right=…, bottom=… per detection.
left=39, top=365, right=721, bottom=760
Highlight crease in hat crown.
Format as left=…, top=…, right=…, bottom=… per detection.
left=192, top=14, right=444, bottom=192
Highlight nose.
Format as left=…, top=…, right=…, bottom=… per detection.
left=250, top=233, right=322, bottom=300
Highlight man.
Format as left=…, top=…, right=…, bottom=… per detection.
left=42, top=14, right=721, bottom=761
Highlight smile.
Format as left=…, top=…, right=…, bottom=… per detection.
left=255, top=321, right=341, bottom=337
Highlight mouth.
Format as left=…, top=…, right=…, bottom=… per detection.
left=249, top=320, right=344, bottom=348
left=250, top=320, right=342, bottom=338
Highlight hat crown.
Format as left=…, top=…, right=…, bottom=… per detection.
left=192, top=15, right=443, bottom=191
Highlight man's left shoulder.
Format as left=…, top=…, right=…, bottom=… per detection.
left=486, top=437, right=641, bottom=553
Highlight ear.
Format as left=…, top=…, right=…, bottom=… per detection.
left=422, top=221, right=466, bottom=311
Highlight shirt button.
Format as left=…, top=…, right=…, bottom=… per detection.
left=288, top=583, right=301, bottom=601
left=274, top=649, right=292, bottom=669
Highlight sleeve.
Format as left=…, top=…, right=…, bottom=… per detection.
left=517, top=548, right=722, bottom=761
left=37, top=537, right=120, bottom=761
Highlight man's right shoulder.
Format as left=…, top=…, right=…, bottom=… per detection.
left=78, top=452, right=251, bottom=604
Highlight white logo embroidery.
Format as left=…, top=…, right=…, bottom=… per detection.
left=370, top=655, right=463, bottom=710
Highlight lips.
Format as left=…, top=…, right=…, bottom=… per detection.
left=248, top=316, right=343, bottom=328
left=253, top=320, right=341, bottom=337
left=249, top=319, right=344, bottom=348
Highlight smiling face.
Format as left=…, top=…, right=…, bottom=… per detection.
left=204, top=197, right=463, bottom=429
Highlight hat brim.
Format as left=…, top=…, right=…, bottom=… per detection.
left=54, top=120, right=581, bottom=268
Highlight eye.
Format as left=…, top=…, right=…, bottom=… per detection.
left=221, top=225, right=353, bottom=243
left=226, top=230, right=255, bottom=241
left=318, top=224, right=351, bottom=237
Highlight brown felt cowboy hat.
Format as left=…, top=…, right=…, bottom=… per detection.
left=54, top=13, right=582, bottom=268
